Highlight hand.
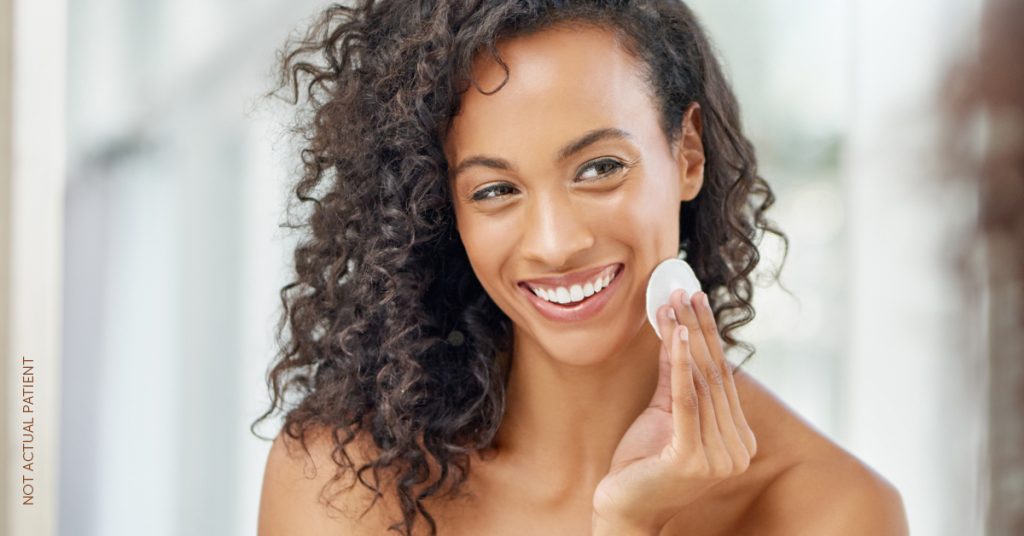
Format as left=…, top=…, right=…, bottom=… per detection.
left=592, top=290, right=758, bottom=533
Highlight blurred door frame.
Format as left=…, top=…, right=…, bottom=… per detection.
left=0, top=0, right=12, bottom=531
left=3, top=0, right=66, bottom=535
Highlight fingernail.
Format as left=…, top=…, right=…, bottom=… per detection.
left=678, top=325, right=688, bottom=341
left=701, top=292, right=710, bottom=308
left=668, top=308, right=677, bottom=321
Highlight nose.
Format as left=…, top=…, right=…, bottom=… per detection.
left=518, top=191, right=596, bottom=269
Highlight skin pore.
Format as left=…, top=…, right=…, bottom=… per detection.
left=444, top=23, right=704, bottom=511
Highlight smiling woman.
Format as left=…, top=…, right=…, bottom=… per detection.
left=253, top=2, right=906, bottom=535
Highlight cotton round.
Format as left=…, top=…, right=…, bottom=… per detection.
left=645, top=258, right=702, bottom=340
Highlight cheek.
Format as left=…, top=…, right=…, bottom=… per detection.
left=456, top=213, right=513, bottom=289
left=594, top=176, right=680, bottom=256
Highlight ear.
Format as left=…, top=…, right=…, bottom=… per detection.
left=674, top=102, right=705, bottom=202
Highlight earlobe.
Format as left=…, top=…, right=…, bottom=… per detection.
left=676, top=102, right=705, bottom=202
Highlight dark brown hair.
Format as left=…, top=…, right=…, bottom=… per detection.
left=252, top=1, right=786, bottom=534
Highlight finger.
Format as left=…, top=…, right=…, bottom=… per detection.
left=680, top=328, right=723, bottom=460
left=670, top=324, right=702, bottom=454
left=656, top=302, right=678, bottom=344
left=671, top=289, right=722, bottom=400
left=694, top=291, right=757, bottom=458
left=688, top=346, right=730, bottom=473
left=648, top=305, right=676, bottom=413
left=673, top=290, right=746, bottom=467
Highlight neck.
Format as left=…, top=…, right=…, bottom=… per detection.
left=492, top=318, right=663, bottom=503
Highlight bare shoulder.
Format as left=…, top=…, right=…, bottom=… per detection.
left=729, top=371, right=910, bottom=535
left=739, top=451, right=909, bottom=535
left=257, top=426, right=396, bottom=536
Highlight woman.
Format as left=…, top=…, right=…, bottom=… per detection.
left=255, top=1, right=908, bottom=534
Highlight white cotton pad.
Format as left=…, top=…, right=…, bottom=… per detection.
left=645, top=258, right=702, bottom=340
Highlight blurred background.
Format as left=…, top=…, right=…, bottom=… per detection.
left=0, top=0, right=1012, bottom=534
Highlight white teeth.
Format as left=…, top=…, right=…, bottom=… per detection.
left=528, top=265, right=619, bottom=305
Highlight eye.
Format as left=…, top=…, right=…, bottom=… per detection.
left=470, top=182, right=517, bottom=202
left=468, top=158, right=629, bottom=203
left=576, top=158, right=626, bottom=181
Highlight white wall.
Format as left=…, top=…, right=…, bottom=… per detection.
left=59, top=1, right=311, bottom=534
left=843, top=1, right=985, bottom=534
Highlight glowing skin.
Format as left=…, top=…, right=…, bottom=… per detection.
left=445, top=24, right=704, bottom=501
left=440, top=25, right=906, bottom=535
left=258, top=24, right=908, bottom=536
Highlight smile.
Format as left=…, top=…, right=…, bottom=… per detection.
left=516, top=263, right=624, bottom=322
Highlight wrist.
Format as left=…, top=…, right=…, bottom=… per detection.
left=591, top=510, right=661, bottom=536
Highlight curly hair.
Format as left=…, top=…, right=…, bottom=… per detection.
left=252, top=1, right=787, bottom=534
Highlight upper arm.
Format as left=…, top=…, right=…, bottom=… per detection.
left=257, top=428, right=391, bottom=536
left=742, top=459, right=910, bottom=536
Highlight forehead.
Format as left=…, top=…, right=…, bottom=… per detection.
left=444, top=24, right=658, bottom=162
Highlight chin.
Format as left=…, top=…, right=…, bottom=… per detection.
left=531, top=327, right=630, bottom=367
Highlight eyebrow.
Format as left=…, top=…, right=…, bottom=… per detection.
left=449, top=127, right=634, bottom=182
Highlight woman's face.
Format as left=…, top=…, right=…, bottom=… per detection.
left=444, top=24, right=704, bottom=364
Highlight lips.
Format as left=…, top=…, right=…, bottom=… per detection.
left=516, top=263, right=625, bottom=322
